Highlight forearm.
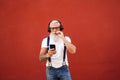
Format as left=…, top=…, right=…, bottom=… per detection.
left=56, top=31, right=76, bottom=53
left=39, top=50, right=55, bottom=61
left=39, top=54, right=47, bottom=61
left=40, top=53, right=50, bottom=61
left=62, top=37, right=76, bottom=54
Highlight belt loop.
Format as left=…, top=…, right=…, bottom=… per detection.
left=62, top=61, right=66, bottom=66
left=48, top=62, right=52, bottom=66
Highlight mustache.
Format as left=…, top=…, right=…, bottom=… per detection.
left=50, top=33, right=59, bottom=40
left=51, top=31, right=61, bottom=35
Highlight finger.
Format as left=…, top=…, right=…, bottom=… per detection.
left=51, top=48, right=55, bottom=50
left=56, top=31, right=61, bottom=34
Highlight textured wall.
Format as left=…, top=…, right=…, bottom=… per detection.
left=0, top=0, right=120, bottom=80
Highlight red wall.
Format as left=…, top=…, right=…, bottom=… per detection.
left=0, top=0, right=120, bottom=80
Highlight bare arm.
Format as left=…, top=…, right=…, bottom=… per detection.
left=39, top=48, right=47, bottom=61
left=61, top=37, right=76, bottom=54
left=39, top=47, right=56, bottom=61
left=56, top=31, right=76, bottom=54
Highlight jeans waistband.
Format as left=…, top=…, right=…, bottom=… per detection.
left=47, top=65, right=67, bottom=70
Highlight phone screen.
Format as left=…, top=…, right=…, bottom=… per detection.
left=50, top=44, right=56, bottom=50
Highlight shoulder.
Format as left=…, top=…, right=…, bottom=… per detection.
left=42, top=36, right=50, bottom=41
left=41, top=36, right=50, bottom=44
left=41, top=36, right=49, bottom=48
left=42, top=37, right=47, bottom=42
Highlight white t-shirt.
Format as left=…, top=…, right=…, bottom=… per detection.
left=41, top=35, right=71, bottom=68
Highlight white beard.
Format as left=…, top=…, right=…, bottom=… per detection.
left=49, top=33, right=64, bottom=59
left=50, top=33, right=61, bottom=42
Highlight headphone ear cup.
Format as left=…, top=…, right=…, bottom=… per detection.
left=60, top=26, right=64, bottom=31
left=48, top=27, right=51, bottom=32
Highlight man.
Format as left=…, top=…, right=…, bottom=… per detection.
left=39, top=19, right=76, bottom=80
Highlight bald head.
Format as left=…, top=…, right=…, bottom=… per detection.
left=48, top=19, right=64, bottom=32
left=49, top=20, right=60, bottom=27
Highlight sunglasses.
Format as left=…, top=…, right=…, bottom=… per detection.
left=50, top=27, right=60, bottom=30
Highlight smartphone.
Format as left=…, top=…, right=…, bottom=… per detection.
left=50, top=44, right=56, bottom=50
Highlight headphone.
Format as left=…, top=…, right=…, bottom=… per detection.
left=48, top=20, right=64, bottom=32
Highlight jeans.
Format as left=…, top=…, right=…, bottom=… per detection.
left=46, top=65, right=72, bottom=80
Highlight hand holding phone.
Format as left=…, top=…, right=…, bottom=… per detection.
left=47, top=44, right=56, bottom=57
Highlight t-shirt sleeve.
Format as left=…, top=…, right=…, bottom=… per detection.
left=41, top=38, right=47, bottom=48
left=65, top=36, right=71, bottom=43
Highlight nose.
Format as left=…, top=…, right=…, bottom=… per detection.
left=53, top=28, right=57, bottom=32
